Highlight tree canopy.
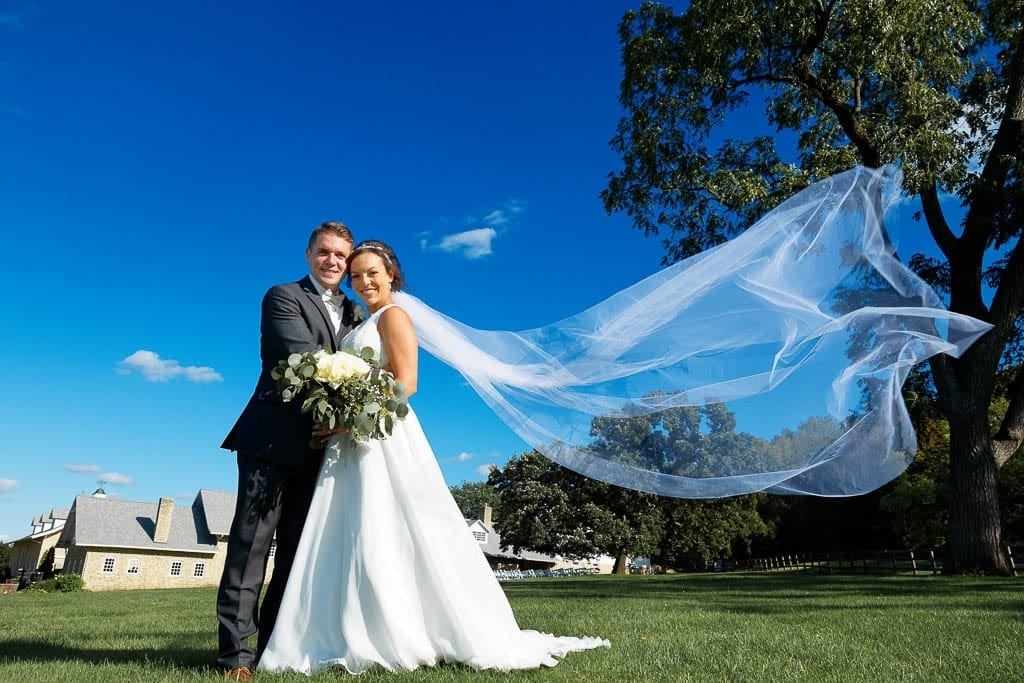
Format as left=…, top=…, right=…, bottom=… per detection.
left=603, top=0, right=1023, bottom=573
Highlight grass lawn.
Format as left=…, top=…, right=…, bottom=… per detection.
left=1, top=572, right=1021, bottom=682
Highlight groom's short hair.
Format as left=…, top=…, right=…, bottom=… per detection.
left=308, top=221, right=354, bottom=249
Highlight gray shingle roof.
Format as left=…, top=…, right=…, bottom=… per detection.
left=58, top=493, right=221, bottom=554
left=196, top=489, right=237, bottom=537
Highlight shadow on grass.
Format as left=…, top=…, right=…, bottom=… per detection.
left=501, top=573, right=1024, bottom=616
left=0, top=634, right=219, bottom=674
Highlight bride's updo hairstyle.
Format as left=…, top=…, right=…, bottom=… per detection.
left=348, top=240, right=406, bottom=292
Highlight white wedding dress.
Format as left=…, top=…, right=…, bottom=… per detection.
left=258, top=305, right=610, bottom=675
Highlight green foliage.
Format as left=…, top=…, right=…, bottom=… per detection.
left=54, top=573, right=86, bottom=592
left=15, top=573, right=86, bottom=594
left=603, top=0, right=1011, bottom=260
left=879, top=371, right=953, bottom=548
left=605, top=0, right=1024, bottom=573
left=271, top=346, right=409, bottom=444
left=489, top=403, right=821, bottom=569
left=488, top=450, right=664, bottom=563
left=448, top=480, right=502, bottom=523
left=994, top=393, right=1024, bottom=542
left=658, top=495, right=770, bottom=567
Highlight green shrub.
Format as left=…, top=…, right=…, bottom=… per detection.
left=25, top=578, right=58, bottom=592
left=54, top=573, right=86, bottom=592
left=16, top=574, right=86, bottom=594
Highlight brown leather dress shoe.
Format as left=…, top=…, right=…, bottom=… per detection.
left=223, top=666, right=253, bottom=681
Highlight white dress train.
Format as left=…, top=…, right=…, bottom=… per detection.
left=258, top=305, right=610, bottom=674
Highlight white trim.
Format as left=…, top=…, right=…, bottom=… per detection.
left=66, top=543, right=217, bottom=555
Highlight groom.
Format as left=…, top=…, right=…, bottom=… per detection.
left=216, top=221, right=364, bottom=680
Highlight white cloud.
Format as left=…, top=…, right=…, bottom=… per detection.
left=423, top=199, right=525, bottom=259
left=65, top=463, right=102, bottom=474
left=437, top=228, right=496, bottom=259
left=475, top=464, right=496, bottom=477
left=66, top=465, right=133, bottom=486
left=98, top=472, right=134, bottom=486
left=0, top=479, right=17, bottom=494
left=443, top=452, right=475, bottom=464
left=117, top=350, right=223, bottom=383
left=482, top=200, right=525, bottom=227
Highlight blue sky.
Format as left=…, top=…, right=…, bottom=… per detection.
left=0, top=2, right=965, bottom=542
left=0, top=1, right=682, bottom=540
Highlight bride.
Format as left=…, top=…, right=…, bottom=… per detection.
left=257, top=240, right=610, bottom=675
left=258, top=165, right=991, bottom=674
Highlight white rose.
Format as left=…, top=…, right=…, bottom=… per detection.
left=315, top=351, right=371, bottom=386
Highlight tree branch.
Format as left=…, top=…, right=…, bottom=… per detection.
left=994, top=367, right=1024, bottom=468
left=790, top=4, right=881, bottom=168
left=962, top=30, right=1024, bottom=249
left=987, top=235, right=1024, bottom=353
left=919, top=184, right=958, bottom=258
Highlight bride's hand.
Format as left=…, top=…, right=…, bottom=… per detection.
left=313, top=422, right=348, bottom=440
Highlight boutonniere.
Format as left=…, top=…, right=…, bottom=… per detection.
left=350, top=301, right=368, bottom=323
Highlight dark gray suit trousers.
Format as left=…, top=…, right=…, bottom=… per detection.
left=215, top=451, right=321, bottom=669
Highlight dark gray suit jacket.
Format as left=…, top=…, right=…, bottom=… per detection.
left=221, top=275, right=364, bottom=468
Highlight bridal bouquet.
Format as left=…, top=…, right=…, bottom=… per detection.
left=272, top=347, right=409, bottom=445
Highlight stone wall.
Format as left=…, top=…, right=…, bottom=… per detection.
left=63, top=539, right=277, bottom=591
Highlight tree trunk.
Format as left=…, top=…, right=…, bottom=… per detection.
left=944, top=415, right=1012, bottom=575
left=612, top=552, right=630, bottom=574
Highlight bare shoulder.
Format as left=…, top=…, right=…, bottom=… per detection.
left=378, top=305, right=414, bottom=332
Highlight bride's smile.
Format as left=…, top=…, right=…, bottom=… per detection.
left=348, top=254, right=394, bottom=312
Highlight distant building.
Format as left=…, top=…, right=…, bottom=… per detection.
left=57, top=489, right=274, bottom=591
left=466, top=505, right=616, bottom=574
left=10, top=495, right=613, bottom=592
left=7, top=507, right=69, bottom=578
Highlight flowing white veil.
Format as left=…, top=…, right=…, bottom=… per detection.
left=394, top=165, right=992, bottom=498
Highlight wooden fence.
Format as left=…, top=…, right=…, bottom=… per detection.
left=740, top=545, right=1018, bottom=576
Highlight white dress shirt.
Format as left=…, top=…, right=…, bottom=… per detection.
left=309, top=278, right=343, bottom=334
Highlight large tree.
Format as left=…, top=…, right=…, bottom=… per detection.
left=657, top=496, right=769, bottom=569
left=603, top=0, right=1023, bottom=574
left=487, top=450, right=664, bottom=573
left=449, top=480, right=502, bottom=523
